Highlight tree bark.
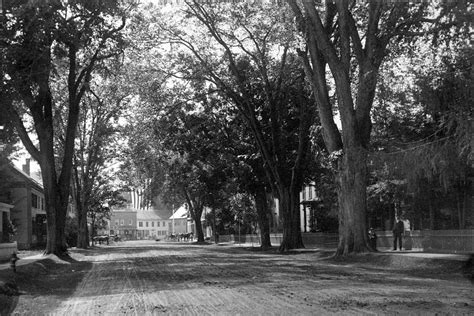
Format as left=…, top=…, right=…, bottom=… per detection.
left=192, top=207, right=205, bottom=243
left=41, top=156, right=69, bottom=256
left=335, top=147, right=370, bottom=255
left=278, top=185, right=304, bottom=252
left=77, top=203, right=89, bottom=248
left=254, top=187, right=271, bottom=249
left=73, top=165, right=89, bottom=249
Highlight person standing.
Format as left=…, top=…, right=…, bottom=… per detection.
left=392, top=219, right=404, bottom=251
left=368, top=228, right=377, bottom=251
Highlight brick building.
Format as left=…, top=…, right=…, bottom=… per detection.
left=109, top=209, right=137, bottom=240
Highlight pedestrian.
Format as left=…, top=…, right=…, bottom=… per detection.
left=368, top=228, right=377, bottom=251
left=392, top=219, right=404, bottom=251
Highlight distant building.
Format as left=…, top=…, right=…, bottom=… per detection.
left=109, top=191, right=174, bottom=240
left=109, top=209, right=137, bottom=240
left=108, top=191, right=214, bottom=239
left=171, top=204, right=213, bottom=237
left=169, top=205, right=190, bottom=235
left=137, top=209, right=169, bottom=239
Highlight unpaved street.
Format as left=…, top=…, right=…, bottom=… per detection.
left=3, top=240, right=473, bottom=315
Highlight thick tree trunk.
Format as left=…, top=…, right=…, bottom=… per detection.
left=43, top=180, right=68, bottom=256
left=191, top=207, right=205, bottom=243
left=278, top=185, right=304, bottom=252
left=254, top=188, right=271, bottom=249
left=335, top=147, right=371, bottom=255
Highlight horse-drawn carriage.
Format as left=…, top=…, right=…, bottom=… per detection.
left=165, top=232, right=194, bottom=242
left=92, top=234, right=121, bottom=245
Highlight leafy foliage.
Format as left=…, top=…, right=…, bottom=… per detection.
left=369, top=38, right=473, bottom=229
left=0, top=0, right=134, bottom=254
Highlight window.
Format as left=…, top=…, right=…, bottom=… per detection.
left=32, top=193, right=38, bottom=208
left=308, top=187, right=313, bottom=199
left=151, top=221, right=154, bottom=227
left=157, top=221, right=160, bottom=227
left=146, top=222, right=149, bottom=227
left=139, top=221, right=143, bottom=227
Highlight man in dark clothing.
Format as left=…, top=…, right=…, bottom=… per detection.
left=368, top=228, right=377, bottom=251
left=392, top=219, right=404, bottom=250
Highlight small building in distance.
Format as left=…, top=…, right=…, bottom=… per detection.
left=170, top=204, right=193, bottom=235
left=109, top=209, right=137, bottom=240
left=137, top=209, right=169, bottom=239
left=109, top=191, right=174, bottom=240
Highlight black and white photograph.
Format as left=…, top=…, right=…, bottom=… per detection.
left=0, top=0, right=472, bottom=314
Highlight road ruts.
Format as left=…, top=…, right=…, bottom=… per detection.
left=52, top=242, right=330, bottom=315
left=51, top=241, right=473, bottom=315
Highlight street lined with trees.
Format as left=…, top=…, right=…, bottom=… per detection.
left=1, top=1, right=471, bottom=256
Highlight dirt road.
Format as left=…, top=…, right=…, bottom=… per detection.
left=2, top=240, right=473, bottom=315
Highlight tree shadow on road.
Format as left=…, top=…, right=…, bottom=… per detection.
left=64, top=243, right=471, bottom=293
left=0, top=256, right=93, bottom=314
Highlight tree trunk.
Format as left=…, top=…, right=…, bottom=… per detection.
left=254, top=188, right=271, bottom=249
left=73, top=170, right=89, bottom=249
left=191, top=207, right=205, bottom=243
left=44, top=176, right=73, bottom=256
left=335, top=147, right=371, bottom=255
left=194, top=215, right=205, bottom=243
left=278, top=185, right=304, bottom=252
left=212, top=207, right=218, bottom=244
left=90, top=213, right=96, bottom=246
left=77, top=203, right=89, bottom=248
left=429, top=196, right=435, bottom=230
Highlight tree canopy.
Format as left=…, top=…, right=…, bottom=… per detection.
left=1, top=1, right=471, bottom=256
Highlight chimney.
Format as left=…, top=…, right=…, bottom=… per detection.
left=22, top=158, right=31, bottom=176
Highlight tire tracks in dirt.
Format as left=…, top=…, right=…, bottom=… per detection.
left=50, top=242, right=473, bottom=315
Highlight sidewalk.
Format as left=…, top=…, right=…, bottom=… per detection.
left=376, top=247, right=471, bottom=261
left=232, top=242, right=472, bottom=262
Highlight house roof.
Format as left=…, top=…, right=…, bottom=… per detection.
left=0, top=159, right=43, bottom=192
left=137, top=208, right=166, bottom=221
left=170, top=204, right=188, bottom=219
left=111, top=207, right=137, bottom=213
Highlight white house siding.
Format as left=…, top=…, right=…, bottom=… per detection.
left=137, top=209, right=170, bottom=239
left=300, top=184, right=318, bottom=233
left=137, top=219, right=170, bottom=239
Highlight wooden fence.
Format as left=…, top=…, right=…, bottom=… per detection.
left=220, top=229, right=474, bottom=254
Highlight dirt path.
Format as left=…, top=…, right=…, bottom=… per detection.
left=3, top=240, right=473, bottom=315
